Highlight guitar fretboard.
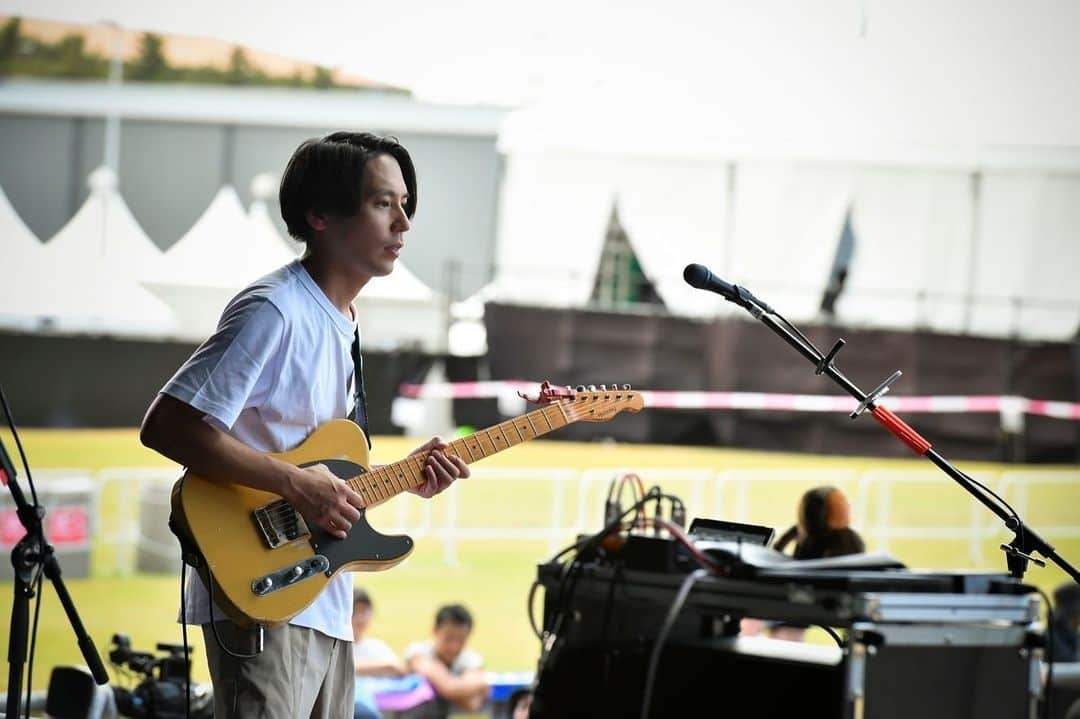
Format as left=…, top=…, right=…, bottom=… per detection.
left=344, top=402, right=569, bottom=506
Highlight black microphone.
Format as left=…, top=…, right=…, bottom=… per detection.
left=682, top=263, right=773, bottom=313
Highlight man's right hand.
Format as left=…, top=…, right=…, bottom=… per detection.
left=284, top=463, right=366, bottom=539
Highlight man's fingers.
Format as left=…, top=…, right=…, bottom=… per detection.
left=449, top=454, right=470, bottom=478
left=325, top=517, right=349, bottom=539
left=341, top=503, right=362, bottom=523
left=344, top=484, right=366, bottom=510
left=413, top=466, right=437, bottom=498
left=428, top=449, right=469, bottom=481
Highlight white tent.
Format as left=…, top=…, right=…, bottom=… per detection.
left=491, top=75, right=1080, bottom=340
left=0, top=184, right=50, bottom=331
left=44, top=167, right=165, bottom=279
left=148, top=185, right=294, bottom=288
left=249, top=172, right=305, bottom=258
left=5, top=170, right=175, bottom=337
left=139, top=184, right=445, bottom=349
left=140, top=185, right=299, bottom=340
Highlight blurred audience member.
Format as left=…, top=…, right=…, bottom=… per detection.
left=759, top=486, right=866, bottom=642
left=352, top=589, right=407, bottom=719
left=403, top=604, right=488, bottom=717
left=1051, top=582, right=1080, bottom=663
left=774, top=485, right=866, bottom=559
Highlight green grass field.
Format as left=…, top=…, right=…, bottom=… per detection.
left=1, top=428, right=1078, bottom=692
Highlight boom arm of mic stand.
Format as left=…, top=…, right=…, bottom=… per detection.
left=738, top=297, right=1079, bottom=585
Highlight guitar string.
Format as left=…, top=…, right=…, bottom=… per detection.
left=259, top=403, right=571, bottom=525
left=258, top=405, right=572, bottom=530
left=256, top=402, right=579, bottom=530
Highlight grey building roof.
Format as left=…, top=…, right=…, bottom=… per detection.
left=0, top=78, right=508, bottom=136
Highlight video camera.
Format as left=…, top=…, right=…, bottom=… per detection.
left=108, top=634, right=212, bottom=719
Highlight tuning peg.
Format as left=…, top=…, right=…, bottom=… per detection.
left=622, top=384, right=631, bottom=390
left=599, top=384, right=607, bottom=390
left=576, top=385, right=586, bottom=391
left=587, top=384, right=596, bottom=391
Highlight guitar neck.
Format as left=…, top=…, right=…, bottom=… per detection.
left=346, top=402, right=570, bottom=505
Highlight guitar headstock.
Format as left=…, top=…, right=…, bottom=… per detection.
left=521, top=381, right=645, bottom=422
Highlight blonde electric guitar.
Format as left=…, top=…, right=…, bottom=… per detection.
left=171, top=382, right=644, bottom=627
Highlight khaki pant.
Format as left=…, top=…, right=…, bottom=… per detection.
left=202, top=622, right=354, bottom=719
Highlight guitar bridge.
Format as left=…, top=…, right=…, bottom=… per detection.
left=253, top=499, right=310, bottom=549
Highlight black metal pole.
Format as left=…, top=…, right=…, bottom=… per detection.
left=683, top=264, right=1080, bottom=584
left=1, top=437, right=107, bottom=719
left=6, top=550, right=31, bottom=719
left=754, top=308, right=1080, bottom=584
left=5, top=470, right=39, bottom=719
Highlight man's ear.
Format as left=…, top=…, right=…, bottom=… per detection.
left=305, top=209, right=329, bottom=233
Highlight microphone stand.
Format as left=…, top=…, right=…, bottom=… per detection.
left=711, top=280, right=1079, bottom=585
left=2, top=437, right=108, bottom=718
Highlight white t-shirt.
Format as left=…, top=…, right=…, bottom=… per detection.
left=162, top=260, right=358, bottom=641
left=404, top=640, right=483, bottom=675
left=353, top=637, right=399, bottom=665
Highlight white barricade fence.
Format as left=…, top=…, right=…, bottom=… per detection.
left=856, top=468, right=1004, bottom=565
left=0, top=468, right=96, bottom=579
left=83, top=465, right=1079, bottom=575
left=95, top=467, right=182, bottom=575
left=435, top=468, right=579, bottom=565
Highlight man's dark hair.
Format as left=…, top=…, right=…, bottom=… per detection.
left=279, top=131, right=417, bottom=242
left=435, top=603, right=473, bottom=629
left=353, top=587, right=372, bottom=609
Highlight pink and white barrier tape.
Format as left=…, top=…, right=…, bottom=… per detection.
left=397, top=381, right=1080, bottom=421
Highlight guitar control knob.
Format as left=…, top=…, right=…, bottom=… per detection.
left=288, top=566, right=304, bottom=582
left=254, top=577, right=273, bottom=594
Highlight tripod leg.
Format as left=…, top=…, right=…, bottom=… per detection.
left=5, top=572, right=32, bottom=719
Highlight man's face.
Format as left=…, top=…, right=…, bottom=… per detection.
left=433, top=621, right=471, bottom=665
left=320, top=153, right=411, bottom=282
left=352, top=603, right=373, bottom=638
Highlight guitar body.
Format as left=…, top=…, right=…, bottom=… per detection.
left=171, top=419, right=413, bottom=627
left=170, top=383, right=644, bottom=626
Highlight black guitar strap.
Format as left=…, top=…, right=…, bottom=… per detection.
left=350, top=327, right=372, bottom=449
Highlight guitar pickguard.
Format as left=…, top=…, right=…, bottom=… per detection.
left=302, top=458, right=414, bottom=574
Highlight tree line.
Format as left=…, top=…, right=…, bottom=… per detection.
left=0, top=17, right=395, bottom=91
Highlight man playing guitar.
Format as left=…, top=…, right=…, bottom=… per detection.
left=140, top=132, right=469, bottom=719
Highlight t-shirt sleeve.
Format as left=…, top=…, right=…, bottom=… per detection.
left=354, top=638, right=399, bottom=664
left=403, top=641, right=429, bottom=663
left=456, top=649, right=484, bottom=672
left=160, top=298, right=286, bottom=429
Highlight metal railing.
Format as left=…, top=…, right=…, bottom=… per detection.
left=57, top=466, right=1079, bottom=576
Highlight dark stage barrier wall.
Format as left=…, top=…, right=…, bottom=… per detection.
left=0, top=331, right=427, bottom=436
left=483, top=304, right=1080, bottom=463
left=2, top=313, right=1077, bottom=463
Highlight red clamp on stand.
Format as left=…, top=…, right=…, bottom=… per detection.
left=848, top=369, right=931, bottom=455
left=871, top=405, right=931, bottom=456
